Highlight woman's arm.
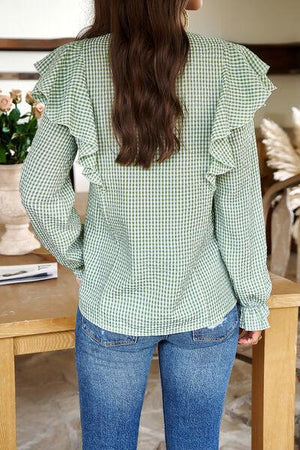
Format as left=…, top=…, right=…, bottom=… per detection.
left=20, top=114, right=85, bottom=281
left=213, top=119, right=272, bottom=331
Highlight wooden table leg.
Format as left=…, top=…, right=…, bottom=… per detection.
left=252, top=306, right=298, bottom=450
left=0, top=338, right=16, bottom=450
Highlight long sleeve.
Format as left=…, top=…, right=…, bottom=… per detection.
left=213, top=119, right=272, bottom=330
left=19, top=114, right=85, bottom=280
left=19, top=39, right=97, bottom=282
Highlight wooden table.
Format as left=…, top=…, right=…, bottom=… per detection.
left=0, top=192, right=87, bottom=450
left=252, top=272, right=300, bottom=450
left=0, top=194, right=299, bottom=450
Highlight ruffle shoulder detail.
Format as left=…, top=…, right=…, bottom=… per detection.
left=32, top=39, right=103, bottom=185
left=205, top=40, right=277, bottom=190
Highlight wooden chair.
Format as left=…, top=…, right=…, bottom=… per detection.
left=235, top=173, right=300, bottom=371
left=263, top=173, right=300, bottom=280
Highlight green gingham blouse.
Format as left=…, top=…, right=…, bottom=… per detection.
left=20, top=31, right=277, bottom=335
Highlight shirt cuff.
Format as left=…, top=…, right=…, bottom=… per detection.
left=237, top=303, right=271, bottom=331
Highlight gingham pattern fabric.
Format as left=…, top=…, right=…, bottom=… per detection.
left=19, top=31, right=277, bottom=335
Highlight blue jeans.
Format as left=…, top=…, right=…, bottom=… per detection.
left=75, top=303, right=239, bottom=450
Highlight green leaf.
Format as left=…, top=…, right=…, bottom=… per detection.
left=8, top=108, right=21, bottom=122
left=0, top=146, right=7, bottom=163
left=19, top=112, right=31, bottom=119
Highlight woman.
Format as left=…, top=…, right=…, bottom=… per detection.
left=20, top=0, right=277, bottom=448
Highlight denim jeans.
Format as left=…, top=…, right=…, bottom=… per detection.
left=75, top=303, right=239, bottom=450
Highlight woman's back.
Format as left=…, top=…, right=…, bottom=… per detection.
left=20, top=31, right=277, bottom=336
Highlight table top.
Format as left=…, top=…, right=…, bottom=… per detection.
left=1, top=193, right=300, bottom=338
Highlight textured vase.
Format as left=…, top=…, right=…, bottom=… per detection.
left=0, top=163, right=40, bottom=255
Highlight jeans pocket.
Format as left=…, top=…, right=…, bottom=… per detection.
left=192, top=303, right=239, bottom=343
left=80, top=310, right=139, bottom=347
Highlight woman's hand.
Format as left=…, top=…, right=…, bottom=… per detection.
left=76, top=278, right=81, bottom=287
left=238, top=328, right=263, bottom=346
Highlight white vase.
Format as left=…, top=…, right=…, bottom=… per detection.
left=0, top=163, right=41, bottom=255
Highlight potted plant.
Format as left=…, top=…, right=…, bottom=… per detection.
left=0, top=89, right=44, bottom=255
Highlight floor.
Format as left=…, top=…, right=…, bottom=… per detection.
left=16, top=256, right=300, bottom=449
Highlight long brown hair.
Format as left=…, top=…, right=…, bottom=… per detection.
left=76, top=0, right=190, bottom=169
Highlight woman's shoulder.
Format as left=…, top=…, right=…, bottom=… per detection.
left=40, top=34, right=110, bottom=60
left=187, top=32, right=276, bottom=97
left=187, top=31, right=227, bottom=47
left=187, top=31, right=252, bottom=60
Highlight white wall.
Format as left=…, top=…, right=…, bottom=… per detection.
left=191, top=0, right=299, bottom=43
left=0, top=0, right=94, bottom=191
left=189, top=0, right=300, bottom=132
left=1, top=0, right=299, bottom=192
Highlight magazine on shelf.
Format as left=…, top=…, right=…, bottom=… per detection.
left=0, top=263, right=58, bottom=285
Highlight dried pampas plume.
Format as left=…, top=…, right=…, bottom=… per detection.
left=261, top=107, right=300, bottom=181
left=260, top=106, right=300, bottom=242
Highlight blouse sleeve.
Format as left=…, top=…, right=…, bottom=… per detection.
left=19, top=39, right=98, bottom=281
left=20, top=38, right=105, bottom=280
left=207, top=41, right=277, bottom=331
left=20, top=114, right=85, bottom=280
left=213, top=119, right=272, bottom=330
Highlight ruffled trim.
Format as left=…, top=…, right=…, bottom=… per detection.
left=205, top=41, right=277, bottom=190
left=32, top=40, right=103, bottom=186
left=237, top=303, right=271, bottom=331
